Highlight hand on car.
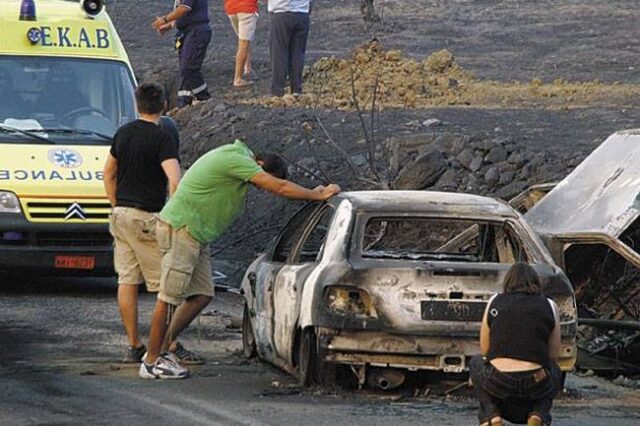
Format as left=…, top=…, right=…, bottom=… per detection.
left=315, top=184, right=341, bottom=200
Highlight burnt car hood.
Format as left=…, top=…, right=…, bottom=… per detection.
left=525, top=129, right=640, bottom=239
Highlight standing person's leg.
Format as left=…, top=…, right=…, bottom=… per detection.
left=270, top=12, right=292, bottom=96
left=289, top=12, right=310, bottom=95
left=469, top=356, right=504, bottom=425
left=230, top=14, right=255, bottom=87
left=110, top=207, right=146, bottom=362
left=163, top=244, right=214, bottom=364
left=178, top=27, right=212, bottom=106
left=141, top=224, right=199, bottom=379
left=177, top=32, right=192, bottom=108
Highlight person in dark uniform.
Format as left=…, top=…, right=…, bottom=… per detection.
left=152, top=0, right=212, bottom=108
left=469, top=262, right=563, bottom=426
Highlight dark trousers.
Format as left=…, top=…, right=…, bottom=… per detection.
left=269, top=12, right=310, bottom=96
left=177, top=24, right=212, bottom=107
left=469, top=355, right=562, bottom=425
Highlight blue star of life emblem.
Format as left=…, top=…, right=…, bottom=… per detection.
left=48, top=148, right=83, bottom=168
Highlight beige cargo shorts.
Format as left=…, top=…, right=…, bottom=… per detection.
left=109, top=207, right=162, bottom=291
left=228, top=12, right=258, bottom=42
left=156, top=219, right=214, bottom=306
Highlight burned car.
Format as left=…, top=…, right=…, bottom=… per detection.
left=512, top=130, right=640, bottom=375
left=240, top=191, right=577, bottom=388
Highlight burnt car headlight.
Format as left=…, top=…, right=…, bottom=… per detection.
left=325, top=286, right=378, bottom=317
left=0, top=192, right=21, bottom=213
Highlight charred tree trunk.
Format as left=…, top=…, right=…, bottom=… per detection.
left=361, top=0, right=380, bottom=23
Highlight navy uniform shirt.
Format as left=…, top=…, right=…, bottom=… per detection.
left=174, top=0, right=210, bottom=31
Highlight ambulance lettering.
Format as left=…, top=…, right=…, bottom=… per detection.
left=35, top=26, right=111, bottom=49
left=0, top=170, right=104, bottom=181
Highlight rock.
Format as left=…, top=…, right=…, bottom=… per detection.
left=494, top=126, right=503, bottom=133
left=393, top=149, right=447, bottom=190
left=469, top=155, right=484, bottom=172
left=351, top=153, right=368, bottom=167
left=529, top=152, right=547, bottom=168
left=613, top=375, right=626, bottom=386
left=457, top=148, right=475, bottom=169
left=494, top=181, right=528, bottom=200
left=422, top=118, right=442, bottom=128
left=484, top=166, right=501, bottom=186
left=213, top=103, right=227, bottom=113
left=519, top=163, right=533, bottom=180
left=485, top=146, right=508, bottom=163
left=499, top=170, right=515, bottom=185
left=434, top=133, right=468, bottom=155
left=434, top=168, right=457, bottom=190
left=507, top=151, right=527, bottom=166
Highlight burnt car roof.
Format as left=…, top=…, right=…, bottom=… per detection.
left=525, top=129, right=640, bottom=238
left=333, top=191, right=519, bottom=218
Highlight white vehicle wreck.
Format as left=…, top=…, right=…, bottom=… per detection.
left=240, top=191, right=577, bottom=388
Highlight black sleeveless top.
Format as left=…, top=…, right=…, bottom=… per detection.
left=486, top=293, right=556, bottom=369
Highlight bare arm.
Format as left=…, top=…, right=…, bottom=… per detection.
left=161, top=158, right=181, bottom=197
left=103, top=153, right=118, bottom=207
left=479, top=302, right=491, bottom=356
left=548, top=299, right=562, bottom=362
left=152, top=5, right=190, bottom=31
left=250, top=172, right=340, bottom=201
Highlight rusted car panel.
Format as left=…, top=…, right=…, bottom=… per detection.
left=241, top=191, right=577, bottom=387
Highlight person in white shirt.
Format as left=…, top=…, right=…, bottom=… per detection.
left=267, top=0, right=312, bottom=96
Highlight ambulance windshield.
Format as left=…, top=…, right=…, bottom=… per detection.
left=0, top=56, right=136, bottom=138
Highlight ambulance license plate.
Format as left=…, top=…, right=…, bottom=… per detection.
left=54, top=255, right=95, bottom=270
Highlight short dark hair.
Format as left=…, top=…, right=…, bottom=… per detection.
left=135, top=82, right=166, bottom=115
left=256, top=152, right=288, bottom=179
left=503, top=262, right=542, bottom=295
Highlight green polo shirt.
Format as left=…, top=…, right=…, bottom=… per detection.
left=160, top=140, right=263, bottom=244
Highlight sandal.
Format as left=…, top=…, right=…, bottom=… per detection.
left=170, top=342, right=205, bottom=365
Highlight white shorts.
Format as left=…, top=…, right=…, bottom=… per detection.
left=228, top=12, right=258, bottom=42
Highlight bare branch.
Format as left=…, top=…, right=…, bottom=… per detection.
left=350, top=67, right=382, bottom=183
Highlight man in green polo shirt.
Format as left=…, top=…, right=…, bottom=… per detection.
left=140, top=140, right=341, bottom=379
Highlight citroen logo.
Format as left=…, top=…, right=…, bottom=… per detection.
left=65, top=202, right=86, bottom=221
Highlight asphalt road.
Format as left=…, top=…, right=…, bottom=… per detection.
left=1, top=276, right=639, bottom=426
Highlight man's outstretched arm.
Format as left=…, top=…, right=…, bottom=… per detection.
left=250, top=172, right=340, bottom=201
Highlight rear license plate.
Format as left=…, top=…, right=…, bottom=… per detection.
left=421, top=300, right=486, bottom=322
left=54, top=255, right=95, bottom=270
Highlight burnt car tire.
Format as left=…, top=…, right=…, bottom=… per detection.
left=298, top=327, right=318, bottom=387
left=242, top=303, right=257, bottom=359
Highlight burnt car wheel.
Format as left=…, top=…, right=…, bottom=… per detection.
left=242, top=303, right=257, bottom=359
left=298, top=327, right=318, bottom=387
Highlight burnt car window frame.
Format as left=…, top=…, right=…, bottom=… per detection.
left=287, top=204, right=336, bottom=265
left=350, top=213, right=537, bottom=264
left=269, top=201, right=324, bottom=263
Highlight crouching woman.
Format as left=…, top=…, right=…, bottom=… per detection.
left=469, top=262, right=563, bottom=426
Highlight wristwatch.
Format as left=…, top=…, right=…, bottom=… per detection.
left=162, top=16, right=169, bottom=24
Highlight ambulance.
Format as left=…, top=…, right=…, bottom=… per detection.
left=0, top=0, right=136, bottom=275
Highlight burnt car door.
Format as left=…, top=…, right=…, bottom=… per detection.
left=272, top=204, right=335, bottom=363
left=251, top=202, right=323, bottom=361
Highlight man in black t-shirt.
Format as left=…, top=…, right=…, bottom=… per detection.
left=103, top=83, right=183, bottom=365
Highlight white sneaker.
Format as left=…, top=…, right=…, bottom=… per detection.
left=139, top=355, right=189, bottom=379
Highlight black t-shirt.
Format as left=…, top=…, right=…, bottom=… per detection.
left=110, top=119, right=179, bottom=212
left=486, top=293, right=556, bottom=369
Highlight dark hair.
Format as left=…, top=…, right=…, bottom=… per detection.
left=256, top=152, right=288, bottom=179
left=503, top=262, right=542, bottom=295
left=135, top=82, right=166, bottom=115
